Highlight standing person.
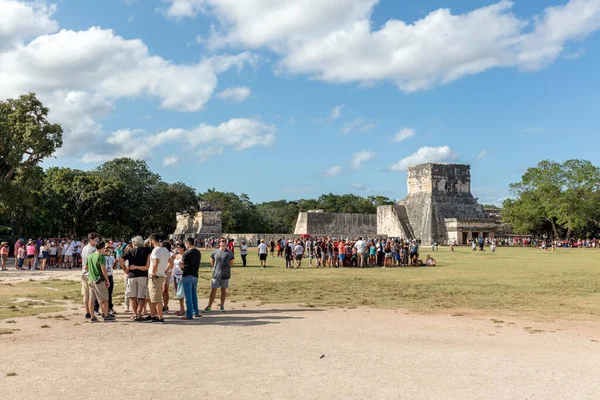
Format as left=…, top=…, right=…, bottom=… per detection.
left=81, top=233, right=99, bottom=319
left=17, top=244, right=25, bottom=270
left=119, top=236, right=151, bottom=322
left=171, top=243, right=185, bottom=316
left=0, top=242, right=8, bottom=271
left=49, top=242, right=58, bottom=268
left=26, top=241, right=36, bottom=270
left=294, top=240, right=304, bottom=268
left=306, top=238, right=314, bottom=267
left=147, top=234, right=170, bottom=323
left=269, top=239, right=275, bottom=257
left=337, top=239, right=346, bottom=268
left=240, top=240, right=248, bottom=267
left=39, top=241, right=49, bottom=271
left=354, top=237, right=366, bottom=268
left=181, top=237, right=201, bottom=320
left=162, top=242, right=174, bottom=315
left=409, top=240, right=419, bottom=262
left=13, top=239, right=21, bottom=270
left=86, top=241, right=114, bottom=323
left=63, top=240, right=74, bottom=269
left=203, top=237, right=234, bottom=313
left=284, top=240, right=293, bottom=269
left=94, top=245, right=116, bottom=316
left=258, top=239, right=268, bottom=269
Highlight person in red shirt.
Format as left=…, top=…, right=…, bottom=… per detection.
left=338, top=239, right=346, bottom=268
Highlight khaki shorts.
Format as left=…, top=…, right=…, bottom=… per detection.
left=88, top=279, right=108, bottom=302
left=81, top=275, right=90, bottom=296
left=1, top=254, right=8, bottom=262
left=148, top=276, right=165, bottom=303
left=129, top=276, right=148, bottom=299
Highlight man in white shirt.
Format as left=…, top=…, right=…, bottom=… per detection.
left=354, top=237, right=367, bottom=268
left=81, top=233, right=99, bottom=320
left=63, top=240, right=74, bottom=269
left=257, top=239, right=268, bottom=269
left=148, top=234, right=170, bottom=323
left=294, top=241, right=304, bottom=268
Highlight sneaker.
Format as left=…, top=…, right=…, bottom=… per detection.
left=202, top=306, right=211, bottom=313
left=152, top=318, right=165, bottom=323
left=194, top=313, right=202, bottom=318
left=85, top=313, right=91, bottom=319
left=94, top=311, right=101, bottom=316
left=89, top=317, right=99, bottom=323
left=141, top=315, right=155, bottom=323
left=220, top=306, right=225, bottom=313
left=103, top=315, right=116, bottom=322
left=109, top=309, right=117, bottom=315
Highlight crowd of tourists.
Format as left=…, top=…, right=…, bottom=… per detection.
left=22, top=232, right=235, bottom=323
left=258, top=237, right=436, bottom=268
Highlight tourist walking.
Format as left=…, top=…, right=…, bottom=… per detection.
left=203, top=237, right=234, bottom=313
left=0, top=242, right=8, bottom=271
left=181, top=237, right=201, bottom=320
left=294, top=240, right=304, bottom=268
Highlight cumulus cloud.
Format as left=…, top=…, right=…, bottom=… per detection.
left=180, top=0, right=600, bottom=92
left=79, top=118, right=275, bottom=164
left=162, top=156, right=179, bottom=167
left=323, top=166, right=342, bottom=178
left=341, top=118, right=377, bottom=134
left=216, top=86, right=251, bottom=103
left=388, top=146, right=459, bottom=171
left=0, top=0, right=58, bottom=51
left=350, top=151, right=376, bottom=169
left=0, top=0, right=258, bottom=164
left=392, top=128, right=416, bottom=142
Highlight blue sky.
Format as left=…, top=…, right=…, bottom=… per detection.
left=2, top=0, right=599, bottom=205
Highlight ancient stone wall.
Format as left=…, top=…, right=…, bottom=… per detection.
left=377, top=205, right=413, bottom=238
left=172, top=207, right=222, bottom=238
left=294, top=212, right=377, bottom=238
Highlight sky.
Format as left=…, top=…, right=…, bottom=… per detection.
left=1, top=0, right=600, bottom=205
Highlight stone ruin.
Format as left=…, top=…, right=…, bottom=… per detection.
left=294, top=163, right=496, bottom=244
left=172, top=201, right=222, bottom=238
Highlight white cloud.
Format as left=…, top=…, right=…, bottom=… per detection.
left=323, top=166, right=342, bottom=178
left=198, top=146, right=223, bottom=162
left=0, top=0, right=58, bottom=51
left=388, top=146, right=459, bottom=171
left=162, top=156, right=179, bottom=167
left=328, top=104, right=344, bottom=121
left=392, top=128, right=416, bottom=142
left=350, top=151, right=376, bottom=169
left=216, top=86, right=251, bottom=103
left=350, top=182, right=366, bottom=191
left=341, top=118, right=376, bottom=134
left=183, top=0, right=600, bottom=92
left=476, top=150, right=489, bottom=159
left=79, top=118, right=275, bottom=164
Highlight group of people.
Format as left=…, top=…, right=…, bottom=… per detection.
left=0, top=237, right=90, bottom=271
left=78, top=233, right=234, bottom=323
left=257, top=237, right=436, bottom=268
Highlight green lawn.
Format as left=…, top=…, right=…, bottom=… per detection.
left=1, top=246, right=600, bottom=320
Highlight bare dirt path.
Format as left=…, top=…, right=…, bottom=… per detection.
left=1, top=302, right=600, bottom=400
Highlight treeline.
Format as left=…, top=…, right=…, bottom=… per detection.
left=502, top=159, right=600, bottom=239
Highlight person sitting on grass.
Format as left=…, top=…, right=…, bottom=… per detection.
left=426, top=255, right=437, bottom=267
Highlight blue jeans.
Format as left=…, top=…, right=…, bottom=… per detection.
left=182, top=275, right=198, bottom=318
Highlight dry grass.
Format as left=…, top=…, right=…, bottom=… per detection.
left=1, top=246, right=599, bottom=320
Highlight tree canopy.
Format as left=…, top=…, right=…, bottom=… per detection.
left=502, top=159, right=600, bottom=239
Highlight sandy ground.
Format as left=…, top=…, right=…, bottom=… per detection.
left=1, top=270, right=600, bottom=399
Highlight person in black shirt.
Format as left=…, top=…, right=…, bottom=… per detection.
left=181, top=237, right=201, bottom=320
left=119, top=236, right=150, bottom=322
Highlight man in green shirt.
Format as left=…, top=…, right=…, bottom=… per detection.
left=86, top=242, right=114, bottom=322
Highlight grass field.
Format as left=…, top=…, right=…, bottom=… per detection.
left=1, top=246, right=600, bottom=320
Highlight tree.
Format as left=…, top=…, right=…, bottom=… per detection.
left=503, top=159, right=600, bottom=239
left=0, top=93, right=62, bottom=212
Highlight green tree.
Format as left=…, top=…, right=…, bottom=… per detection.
left=503, top=159, right=600, bottom=239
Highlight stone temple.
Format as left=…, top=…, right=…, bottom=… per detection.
left=294, top=163, right=496, bottom=244
left=172, top=202, right=222, bottom=238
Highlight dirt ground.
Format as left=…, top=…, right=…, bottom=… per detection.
left=1, top=269, right=600, bottom=399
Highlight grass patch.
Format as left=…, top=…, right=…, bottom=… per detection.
left=6, top=372, right=17, bottom=377
left=2, top=247, right=600, bottom=320
left=0, top=327, right=18, bottom=335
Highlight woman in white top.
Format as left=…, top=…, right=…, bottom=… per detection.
left=171, top=244, right=185, bottom=316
